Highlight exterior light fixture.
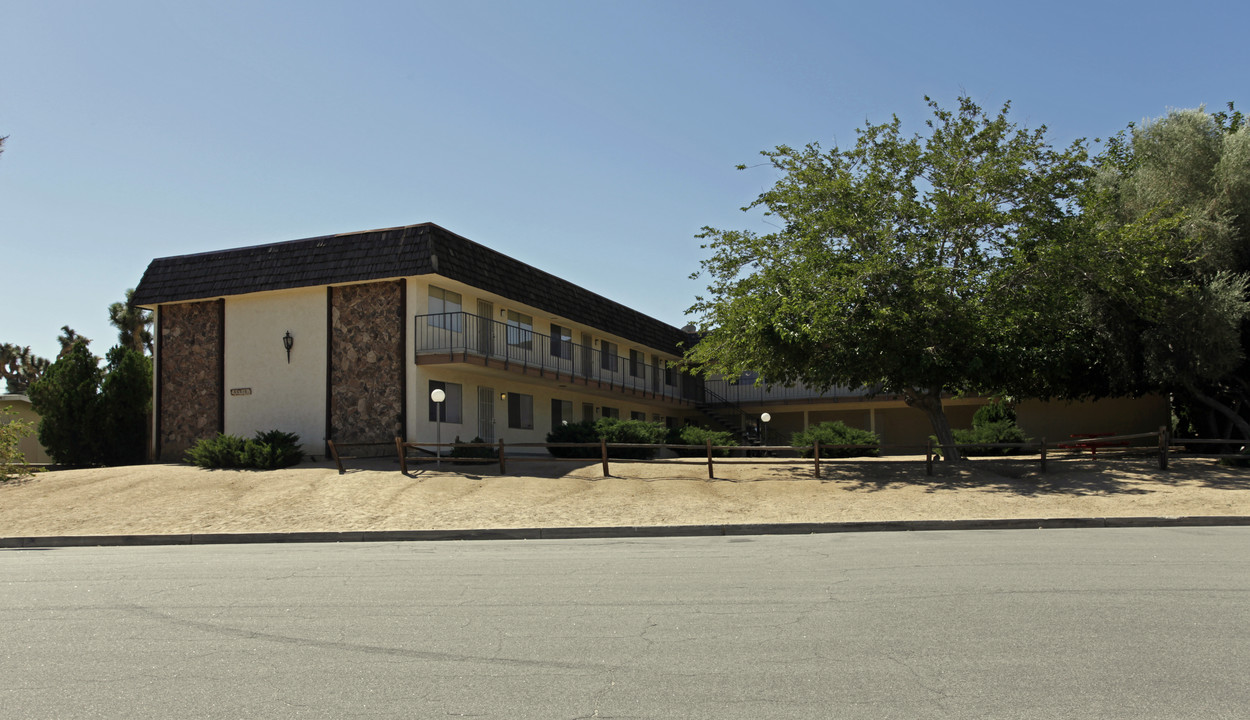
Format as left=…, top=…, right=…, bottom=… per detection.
left=500, top=392, right=507, bottom=400
left=283, top=331, right=294, bottom=363
left=431, top=388, right=446, bottom=468
left=760, top=412, right=771, bottom=446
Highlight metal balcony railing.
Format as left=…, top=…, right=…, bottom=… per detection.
left=415, top=312, right=701, bottom=403
left=702, top=378, right=875, bottom=405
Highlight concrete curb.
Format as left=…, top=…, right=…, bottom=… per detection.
left=3, top=515, right=1250, bottom=548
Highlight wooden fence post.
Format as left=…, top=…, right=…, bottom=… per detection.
left=1159, top=425, right=1169, bottom=470
left=601, top=437, right=610, bottom=477
left=498, top=439, right=507, bottom=475
left=926, top=438, right=934, bottom=476
left=394, top=438, right=406, bottom=474
left=707, top=438, right=715, bottom=480
left=813, top=441, right=821, bottom=478
left=1039, top=438, right=1047, bottom=473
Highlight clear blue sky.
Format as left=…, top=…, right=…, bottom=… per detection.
left=2, top=0, right=1245, bottom=362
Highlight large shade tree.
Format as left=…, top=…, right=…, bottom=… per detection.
left=1080, top=104, right=1250, bottom=440
left=687, top=96, right=1090, bottom=459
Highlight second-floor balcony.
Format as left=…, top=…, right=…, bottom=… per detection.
left=415, top=312, right=701, bottom=404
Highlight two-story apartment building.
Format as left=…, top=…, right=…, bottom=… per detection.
left=131, top=223, right=705, bottom=461
left=133, top=222, right=1169, bottom=462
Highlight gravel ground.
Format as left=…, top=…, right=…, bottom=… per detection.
left=3, top=453, right=1249, bottom=537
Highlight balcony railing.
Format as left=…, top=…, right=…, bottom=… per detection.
left=415, top=312, right=700, bottom=403
left=702, top=378, right=876, bottom=405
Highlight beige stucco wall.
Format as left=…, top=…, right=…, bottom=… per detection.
left=406, top=275, right=691, bottom=452
left=1, top=396, right=52, bottom=464
left=1015, top=396, right=1170, bottom=442
left=411, top=364, right=689, bottom=453
left=223, top=287, right=328, bottom=453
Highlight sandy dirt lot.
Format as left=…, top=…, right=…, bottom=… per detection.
left=3, top=452, right=1250, bottom=537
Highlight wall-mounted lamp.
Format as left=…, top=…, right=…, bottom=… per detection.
left=499, top=392, right=507, bottom=400
left=282, top=331, right=294, bottom=363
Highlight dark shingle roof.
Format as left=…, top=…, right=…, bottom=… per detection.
left=132, top=223, right=690, bottom=354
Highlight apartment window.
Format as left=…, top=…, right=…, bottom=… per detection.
left=506, top=310, right=533, bottom=350
left=428, top=380, right=463, bottom=423
left=630, top=411, right=646, bottom=422
left=581, top=402, right=595, bottom=423
left=629, top=349, right=644, bottom=378
left=507, top=392, right=534, bottom=429
left=550, top=324, right=572, bottom=360
left=664, top=360, right=676, bottom=387
left=601, top=405, right=619, bottom=419
left=600, top=341, right=618, bottom=371
left=551, top=399, right=573, bottom=431
left=427, top=286, right=462, bottom=331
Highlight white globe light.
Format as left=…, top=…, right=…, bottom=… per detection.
left=431, top=388, right=446, bottom=403
left=761, top=412, right=771, bottom=423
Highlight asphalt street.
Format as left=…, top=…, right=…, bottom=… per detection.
left=3, top=527, right=1249, bottom=719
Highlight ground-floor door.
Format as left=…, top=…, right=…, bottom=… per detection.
left=478, top=386, right=496, bottom=442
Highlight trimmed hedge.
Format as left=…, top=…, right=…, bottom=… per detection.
left=790, top=421, right=880, bottom=458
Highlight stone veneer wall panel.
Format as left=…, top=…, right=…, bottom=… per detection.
left=157, top=300, right=224, bottom=461
left=329, top=281, right=404, bottom=452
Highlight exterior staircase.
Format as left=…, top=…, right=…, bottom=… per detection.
left=695, top=385, right=759, bottom=445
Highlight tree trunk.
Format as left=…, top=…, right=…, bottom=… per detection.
left=1185, top=383, right=1250, bottom=444
left=903, top=387, right=962, bottom=461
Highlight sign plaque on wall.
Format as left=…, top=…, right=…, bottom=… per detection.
left=230, top=388, right=252, bottom=396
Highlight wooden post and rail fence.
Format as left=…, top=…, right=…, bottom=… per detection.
left=332, top=425, right=1242, bottom=478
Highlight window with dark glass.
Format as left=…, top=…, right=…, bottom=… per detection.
left=428, top=380, right=463, bottom=423
left=506, top=310, right=533, bottom=350
left=507, top=392, right=534, bottom=429
left=550, top=324, right=572, bottom=360
left=600, top=341, right=618, bottom=371
left=427, top=286, right=463, bottom=331
left=550, top=398, right=573, bottom=431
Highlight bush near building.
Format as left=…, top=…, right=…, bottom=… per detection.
left=790, top=421, right=881, bottom=458
left=186, top=430, right=304, bottom=470
left=546, top=418, right=668, bottom=459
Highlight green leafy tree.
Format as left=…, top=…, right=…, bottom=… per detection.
left=98, top=346, right=152, bottom=465
left=687, top=96, right=1089, bottom=459
left=1081, top=104, right=1250, bottom=439
left=26, top=340, right=153, bottom=466
left=1, top=406, right=41, bottom=481
left=28, top=341, right=103, bottom=466
left=108, top=288, right=153, bottom=354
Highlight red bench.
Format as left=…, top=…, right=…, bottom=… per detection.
left=1058, top=433, right=1129, bottom=459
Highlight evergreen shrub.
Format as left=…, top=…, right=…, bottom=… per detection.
left=451, top=436, right=499, bottom=463
left=668, top=425, right=737, bottom=456
left=545, top=418, right=669, bottom=459
left=186, top=430, right=303, bottom=469
left=790, top=421, right=880, bottom=458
